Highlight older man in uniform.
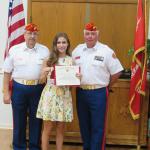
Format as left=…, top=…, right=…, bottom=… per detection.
left=72, top=22, right=123, bottom=150
left=3, top=23, right=50, bottom=150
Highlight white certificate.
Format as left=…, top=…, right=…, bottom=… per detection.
left=55, top=65, right=80, bottom=86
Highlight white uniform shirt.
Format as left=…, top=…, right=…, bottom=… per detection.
left=72, top=41, right=123, bottom=87
left=3, top=42, right=50, bottom=80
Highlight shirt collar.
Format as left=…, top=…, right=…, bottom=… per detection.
left=23, top=42, right=38, bottom=52
left=83, top=41, right=99, bottom=51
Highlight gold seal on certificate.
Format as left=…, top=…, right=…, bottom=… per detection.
left=54, top=65, right=80, bottom=86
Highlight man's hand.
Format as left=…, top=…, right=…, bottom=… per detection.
left=3, top=91, right=11, bottom=104
left=3, top=72, right=12, bottom=104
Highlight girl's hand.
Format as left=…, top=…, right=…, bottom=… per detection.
left=76, top=73, right=82, bottom=80
left=43, top=67, right=51, bottom=73
left=39, top=67, right=53, bottom=84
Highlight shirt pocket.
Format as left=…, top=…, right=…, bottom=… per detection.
left=14, top=57, right=26, bottom=66
left=92, top=59, right=104, bottom=67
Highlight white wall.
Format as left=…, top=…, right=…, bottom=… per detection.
left=0, top=0, right=27, bottom=129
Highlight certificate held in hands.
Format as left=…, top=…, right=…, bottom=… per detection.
left=54, top=65, right=80, bottom=86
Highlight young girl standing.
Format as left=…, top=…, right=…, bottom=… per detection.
left=36, top=32, right=73, bottom=150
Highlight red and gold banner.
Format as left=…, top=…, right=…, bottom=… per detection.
left=129, top=0, right=147, bottom=120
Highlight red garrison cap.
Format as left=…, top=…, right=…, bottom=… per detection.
left=25, top=23, right=39, bottom=32
left=85, top=22, right=97, bottom=31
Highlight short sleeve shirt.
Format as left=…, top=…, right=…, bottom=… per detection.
left=72, top=41, right=123, bottom=87
left=3, top=42, right=50, bottom=80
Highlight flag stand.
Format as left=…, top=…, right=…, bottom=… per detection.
left=136, top=97, right=143, bottom=150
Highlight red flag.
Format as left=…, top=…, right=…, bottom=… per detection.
left=129, top=0, right=147, bottom=120
left=5, top=0, right=25, bottom=58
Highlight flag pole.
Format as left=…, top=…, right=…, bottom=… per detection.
left=30, top=0, right=32, bottom=23
left=28, top=0, right=32, bottom=23
left=144, top=0, right=149, bottom=149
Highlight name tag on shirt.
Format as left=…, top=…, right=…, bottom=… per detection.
left=94, top=56, right=104, bottom=61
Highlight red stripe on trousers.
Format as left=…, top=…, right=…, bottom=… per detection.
left=101, top=87, right=109, bottom=150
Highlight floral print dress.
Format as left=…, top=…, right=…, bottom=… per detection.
left=36, top=56, right=73, bottom=122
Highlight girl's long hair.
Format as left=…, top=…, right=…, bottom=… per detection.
left=47, top=32, right=70, bottom=67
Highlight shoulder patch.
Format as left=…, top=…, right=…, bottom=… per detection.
left=75, top=56, right=80, bottom=60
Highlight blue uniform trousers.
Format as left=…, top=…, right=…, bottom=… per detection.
left=11, top=80, right=44, bottom=150
left=76, top=87, right=107, bottom=150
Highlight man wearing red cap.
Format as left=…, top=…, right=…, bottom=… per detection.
left=3, top=23, right=50, bottom=150
left=72, top=22, right=123, bottom=150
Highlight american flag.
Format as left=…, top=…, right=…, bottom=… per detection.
left=5, top=0, right=25, bottom=57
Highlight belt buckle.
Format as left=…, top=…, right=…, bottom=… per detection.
left=81, top=85, right=96, bottom=90
left=88, top=85, right=95, bottom=90
left=24, top=80, right=36, bottom=85
left=87, top=85, right=91, bottom=89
